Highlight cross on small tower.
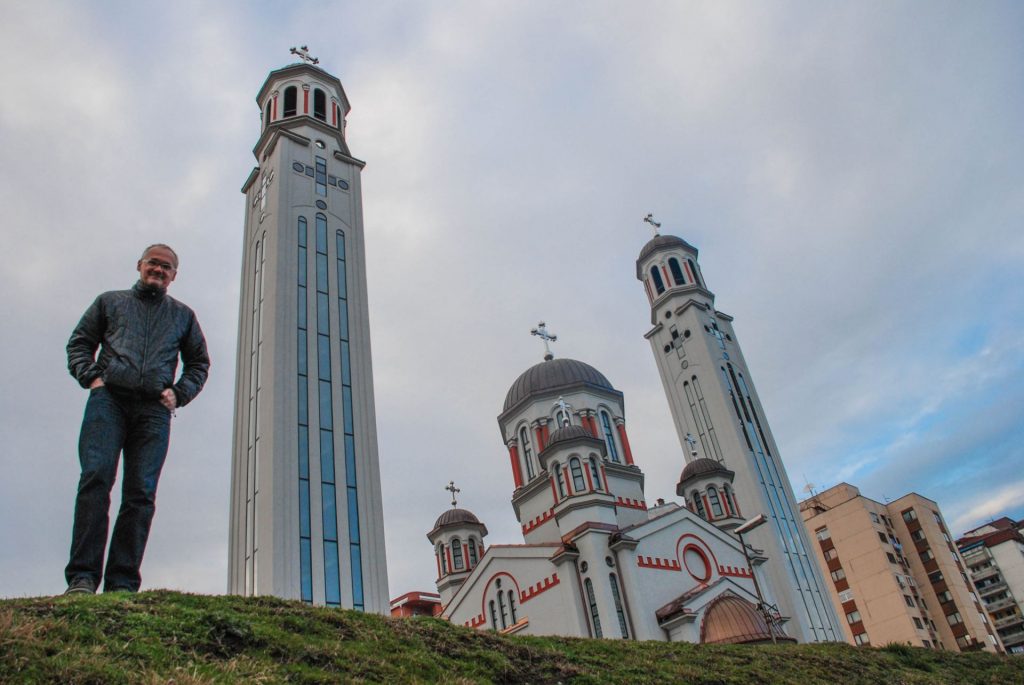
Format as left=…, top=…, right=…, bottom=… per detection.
left=290, top=45, right=320, bottom=65
left=557, top=396, right=573, bottom=426
left=445, top=480, right=461, bottom=508
left=643, top=213, right=662, bottom=237
left=531, top=321, right=558, bottom=361
left=685, top=432, right=699, bottom=458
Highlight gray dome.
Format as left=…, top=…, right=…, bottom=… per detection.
left=546, top=424, right=599, bottom=449
left=679, top=458, right=733, bottom=485
left=636, top=234, right=698, bottom=279
left=432, top=508, right=480, bottom=530
left=503, top=358, right=615, bottom=413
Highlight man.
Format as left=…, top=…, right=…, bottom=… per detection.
left=64, top=244, right=210, bottom=594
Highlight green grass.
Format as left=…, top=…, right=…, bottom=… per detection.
left=1, top=591, right=1021, bottom=683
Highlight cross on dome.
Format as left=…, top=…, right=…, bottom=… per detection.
left=643, top=213, right=662, bottom=237
left=557, top=396, right=573, bottom=426
left=530, top=321, right=558, bottom=361
left=445, top=480, right=461, bottom=508
left=289, top=45, right=320, bottom=65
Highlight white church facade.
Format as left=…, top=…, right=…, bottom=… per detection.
left=425, top=230, right=839, bottom=642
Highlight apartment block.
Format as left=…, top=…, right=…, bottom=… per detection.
left=957, top=518, right=1024, bottom=654
left=800, top=484, right=1001, bottom=652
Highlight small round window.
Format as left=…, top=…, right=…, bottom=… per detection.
left=315, top=139, right=326, bottom=149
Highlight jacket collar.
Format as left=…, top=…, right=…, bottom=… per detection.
left=133, top=280, right=167, bottom=301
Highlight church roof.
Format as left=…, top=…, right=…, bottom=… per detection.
left=678, top=458, right=734, bottom=487
left=502, top=358, right=616, bottom=413
left=636, top=234, right=698, bottom=278
left=429, top=508, right=485, bottom=538
left=700, top=592, right=795, bottom=645
left=546, top=424, right=600, bottom=448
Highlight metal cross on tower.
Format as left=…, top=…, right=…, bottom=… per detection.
left=557, top=396, right=573, bottom=426
left=530, top=321, right=558, bottom=361
left=445, top=481, right=461, bottom=508
left=289, top=45, right=320, bottom=65
left=643, top=213, right=662, bottom=237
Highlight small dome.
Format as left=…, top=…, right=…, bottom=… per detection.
left=636, top=234, right=698, bottom=278
left=546, top=424, right=599, bottom=449
left=701, top=593, right=794, bottom=645
left=503, top=358, right=615, bottom=413
left=679, top=458, right=732, bottom=484
left=432, top=508, right=480, bottom=530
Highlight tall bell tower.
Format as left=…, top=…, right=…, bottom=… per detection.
left=635, top=217, right=840, bottom=642
left=228, top=49, right=389, bottom=611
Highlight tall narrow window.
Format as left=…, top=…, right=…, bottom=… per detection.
left=687, top=259, right=701, bottom=287
left=264, top=101, right=271, bottom=128
left=668, top=257, right=686, bottom=286
left=315, top=156, right=327, bottom=197
left=650, top=266, right=665, bottom=295
left=336, top=228, right=362, bottom=610
left=296, top=218, right=312, bottom=603
left=451, top=538, right=464, bottom=570
left=246, top=234, right=266, bottom=595
left=519, top=426, right=535, bottom=480
left=570, top=457, right=586, bottom=492
left=508, top=591, right=518, bottom=623
left=497, top=581, right=508, bottom=629
left=585, top=578, right=603, bottom=637
left=600, top=410, right=619, bottom=463
left=692, top=490, right=707, bottom=519
left=313, top=88, right=326, bottom=120
left=489, top=600, right=498, bottom=630
left=468, top=538, right=478, bottom=566
left=589, top=456, right=603, bottom=491
left=610, top=573, right=629, bottom=638
left=723, top=484, right=739, bottom=516
left=437, top=543, right=447, bottom=575
left=283, top=86, right=297, bottom=117
left=554, top=462, right=566, bottom=497
left=707, top=486, right=724, bottom=517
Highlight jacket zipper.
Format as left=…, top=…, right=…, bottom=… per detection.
left=140, top=296, right=153, bottom=387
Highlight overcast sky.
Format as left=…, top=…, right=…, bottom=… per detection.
left=1, top=1, right=1021, bottom=602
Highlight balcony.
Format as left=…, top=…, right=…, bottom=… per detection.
left=994, top=612, right=1024, bottom=630
left=978, top=579, right=1008, bottom=598
left=970, top=565, right=1000, bottom=583
left=986, top=596, right=1017, bottom=613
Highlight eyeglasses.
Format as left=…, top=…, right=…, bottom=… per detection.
left=142, top=258, right=176, bottom=271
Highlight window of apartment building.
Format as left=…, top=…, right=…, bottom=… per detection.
left=932, top=511, right=942, bottom=525
left=854, top=632, right=870, bottom=646
left=928, top=570, right=944, bottom=584
left=955, top=635, right=970, bottom=649
left=887, top=552, right=897, bottom=564
left=839, top=589, right=854, bottom=603
left=911, top=529, right=926, bottom=542
left=902, top=509, right=917, bottom=523
left=870, top=512, right=880, bottom=524
left=895, top=574, right=906, bottom=589
left=946, top=612, right=963, bottom=626
left=824, top=548, right=838, bottom=561
left=920, top=548, right=934, bottom=562
left=816, top=526, right=830, bottom=541
left=884, top=516, right=894, bottom=528
left=831, top=568, right=846, bottom=582
left=846, top=610, right=861, bottom=624
left=878, top=531, right=889, bottom=544
left=936, top=590, right=953, bottom=603
left=913, top=617, right=924, bottom=629
left=904, top=595, right=915, bottom=607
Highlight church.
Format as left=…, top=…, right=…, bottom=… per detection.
left=420, top=229, right=841, bottom=643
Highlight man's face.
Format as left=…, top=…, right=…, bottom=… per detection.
left=137, top=246, right=178, bottom=290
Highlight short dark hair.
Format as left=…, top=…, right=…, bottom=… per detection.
left=141, top=244, right=179, bottom=269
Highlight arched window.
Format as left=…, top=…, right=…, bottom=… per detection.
left=570, top=457, right=586, bottom=492
left=687, top=259, right=701, bottom=287
left=496, top=579, right=508, bottom=628
left=600, top=410, right=619, bottom=463
left=723, top=484, right=737, bottom=516
left=283, top=86, right=297, bottom=117
left=437, top=543, right=448, bottom=574
left=669, top=257, right=686, bottom=286
left=264, top=101, right=271, bottom=128
left=554, top=461, right=566, bottom=497
left=468, top=538, right=478, bottom=566
left=610, top=573, right=628, bottom=638
left=313, top=88, right=326, bottom=120
left=489, top=600, right=498, bottom=630
left=507, top=591, right=517, bottom=623
left=650, top=266, right=665, bottom=295
left=585, top=578, right=603, bottom=638
left=519, top=426, right=535, bottom=480
left=692, top=490, right=707, bottom=519
left=451, top=538, right=464, bottom=570
left=589, top=456, right=603, bottom=491
left=707, top=486, right=724, bottom=517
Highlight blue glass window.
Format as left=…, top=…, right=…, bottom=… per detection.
left=322, top=483, right=338, bottom=539
left=317, top=334, right=331, bottom=379
left=316, top=214, right=328, bottom=251
left=350, top=544, right=364, bottom=610
left=316, top=255, right=328, bottom=293
left=348, top=491, right=360, bottom=542
left=570, top=457, right=586, bottom=492
left=342, top=387, right=354, bottom=434
left=318, top=381, right=332, bottom=429
left=320, top=429, right=335, bottom=483
left=600, top=411, right=619, bottom=463
left=298, top=427, right=309, bottom=479
left=299, top=538, right=312, bottom=603
left=297, top=215, right=312, bottom=604
left=324, top=541, right=340, bottom=605
left=297, top=377, right=308, bottom=424
left=299, top=482, right=311, bottom=537
left=297, top=330, right=308, bottom=374
left=315, top=156, right=327, bottom=196
left=585, top=578, right=602, bottom=637
left=340, top=342, right=351, bottom=384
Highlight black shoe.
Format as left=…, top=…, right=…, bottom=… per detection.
left=64, top=577, right=97, bottom=595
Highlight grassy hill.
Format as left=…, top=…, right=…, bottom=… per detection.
left=2, top=591, right=1021, bottom=684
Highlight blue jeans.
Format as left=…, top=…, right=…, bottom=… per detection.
left=65, top=385, right=171, bottom=591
